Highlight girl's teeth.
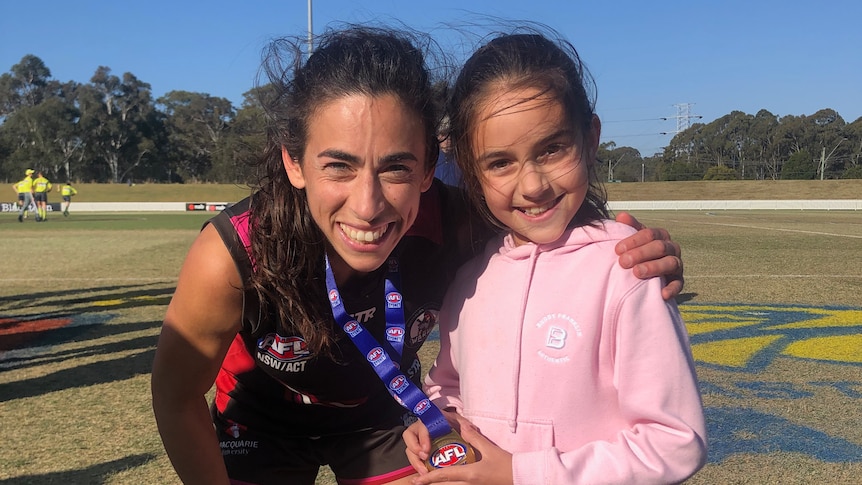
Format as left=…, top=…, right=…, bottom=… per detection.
left=523, top=204, right=551, bottom=216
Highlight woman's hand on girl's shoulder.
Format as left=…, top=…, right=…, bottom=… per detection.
left=613, top=212, right=684, bottom=300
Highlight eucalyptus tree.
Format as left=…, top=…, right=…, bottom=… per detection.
left=781, top=149, right=816, bottom=179
left=0, top=55, right=81, bottom=179
left=747, top=109, right=780, bottom=179
left=158, top=90, right=235, bottom=182
left=77, top=66, right=156, bottom=182
left=0, top=95, right=81, bottom=178
left=0, top=54, right=52, bottom=118
left=210, top=88, right=267, bottom=183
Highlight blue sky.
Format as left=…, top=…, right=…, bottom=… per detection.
left=2, top=0, right=860, bottom=157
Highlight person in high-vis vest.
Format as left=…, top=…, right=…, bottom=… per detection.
left=61, top=182, right=77, bottom=216
left=33, top=170, right=52, bottom=222
left=17, top=169, right=36, bottom=223
left=12, top=180, right=26, bottom=216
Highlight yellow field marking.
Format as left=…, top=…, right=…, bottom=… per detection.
left=91, top=295, right=165, bottom=307
left=784, top=335, right=862, bottom=364
left=692, top=335, right=784, bottom=367
left=680, top=303, right=862, bottom=370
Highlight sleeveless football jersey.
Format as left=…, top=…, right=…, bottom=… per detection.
left=208, top=179, right=490, bottom=436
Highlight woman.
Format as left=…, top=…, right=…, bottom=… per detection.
left=151, top=25, right=684, bottom=485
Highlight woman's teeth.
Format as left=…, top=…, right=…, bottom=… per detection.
left=341, top=223, right=387, bottom=243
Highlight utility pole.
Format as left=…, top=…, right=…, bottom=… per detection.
left=820, top=147, right=826, bottom=181
left=820, top=138, right=847, bottom=180
left=607, top=153, right=625, bottom=182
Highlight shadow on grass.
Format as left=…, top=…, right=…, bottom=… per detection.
left=0, top=284, right=172, bottom=401
left=0, top=284, right=175, bottom=313
left=706, top=406, right=862, bottom=463
left=0, top=453, right=156, bottom=484
left=1, top=328, right=159, bottom=373
left=0, top=348, right=156, bottom=402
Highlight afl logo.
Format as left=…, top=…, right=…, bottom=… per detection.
left=258, top=334, right=310, bottom=361
left=430, top=443, right=469, bottom=468
left=328, top=289, right=340, bottom=306
left=367, top=347, right=387, bottom=367
left=386, top=291, right=402, bottom=309
left=386, top=327, right=404, bottom=342
left=389, top=375, right=408, bottom=394
left=413, top=398, right=431, bottom=415
left=343, top=320, right=362, bottom=337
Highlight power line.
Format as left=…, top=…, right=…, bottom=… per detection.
left=602, top=118, right=666, bottom=123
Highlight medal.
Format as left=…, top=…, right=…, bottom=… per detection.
left=425, top=429, right=476, bottom=470
left=324, top=254, right=461, bottom=455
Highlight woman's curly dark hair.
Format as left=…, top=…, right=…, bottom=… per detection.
left=246, top=24, right=448, bottom=356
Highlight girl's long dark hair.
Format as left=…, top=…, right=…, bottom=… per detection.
left=448, top=27, right=609, bottom=230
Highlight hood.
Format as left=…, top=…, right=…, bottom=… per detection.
left=498, top=220, right=637, bottom=261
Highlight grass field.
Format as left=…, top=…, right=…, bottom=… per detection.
left=30, top=178, right=862, bottom=203
left=1, top=181, right=861, bottom=484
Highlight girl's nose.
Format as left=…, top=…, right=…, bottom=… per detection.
left=518, top=162, right=552, bottom=199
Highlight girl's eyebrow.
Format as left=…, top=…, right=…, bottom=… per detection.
left=476, top=128, right=576, bottom=162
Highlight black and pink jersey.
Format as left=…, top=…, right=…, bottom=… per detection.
left=207, top=179, right=489, bottom=437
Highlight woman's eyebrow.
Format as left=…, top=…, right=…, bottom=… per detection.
left=380, top=152, right=419, bottom=164
left=317, top=149, right=360, bottom=164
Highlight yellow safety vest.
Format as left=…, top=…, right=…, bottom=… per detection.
left=34, top=176, right=52, bottom=193
left=19, top=176, right=34, bottom=193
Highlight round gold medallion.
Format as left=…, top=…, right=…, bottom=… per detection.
left=424, top=430, right=476, bottom=470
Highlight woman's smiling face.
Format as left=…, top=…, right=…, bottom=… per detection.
left=283, top=93, right=434, bottom=281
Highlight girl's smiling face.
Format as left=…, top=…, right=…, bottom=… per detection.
left=471, top=86, right=599, bottom=247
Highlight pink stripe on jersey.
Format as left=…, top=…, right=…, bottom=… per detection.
left=229, top=211, right=254, bottom=267
left=337, top=466, right=416, bottom=485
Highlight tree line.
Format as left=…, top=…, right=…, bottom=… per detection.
left=601, top=108, right=862, bottom=182
left=1, top=55, right=264, bottom=184
left=2, top=54, right=861, bottom=184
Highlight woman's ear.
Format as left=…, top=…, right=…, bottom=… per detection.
left=282, top=146, right=306, bottom=189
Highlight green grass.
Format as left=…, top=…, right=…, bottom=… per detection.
left=1, top=196, right=861, bottom=483
left=30, top=179, right=862, bottom=203
left=0, top=213, right=213, bottom=232
left=49, top=183, right=253, bottom=203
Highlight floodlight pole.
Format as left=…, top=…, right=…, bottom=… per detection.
left=307, top=0, right=314, bottom=57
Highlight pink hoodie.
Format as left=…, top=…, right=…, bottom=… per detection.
left=425, top=220, right=707, bottom=484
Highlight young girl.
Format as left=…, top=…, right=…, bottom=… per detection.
left=403, top=31, right=707, bottom=484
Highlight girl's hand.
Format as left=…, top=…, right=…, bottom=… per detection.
left=403, top=419, right=433, bottom=474
left=403, top=409, right=471, bottom=474
left=614, top=211, right=684, bottom=300
left=410, top=419, right=513, bottom=485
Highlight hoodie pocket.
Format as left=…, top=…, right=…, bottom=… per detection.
left=463, top=412, right=554, bottom=453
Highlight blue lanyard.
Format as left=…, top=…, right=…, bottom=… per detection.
left=324, top=254, right=451, bottom=438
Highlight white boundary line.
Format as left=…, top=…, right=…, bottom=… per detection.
left=646, top=218, right=862, bottom=239
left=687, top=275, right=862, bottom=279
left=3, top=200, right=861, bottom=212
